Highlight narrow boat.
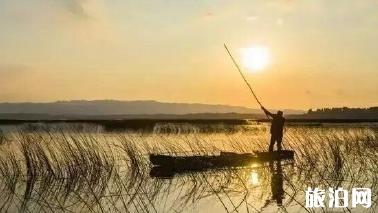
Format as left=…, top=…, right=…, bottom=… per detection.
left=150, top=150, right=294, bottom=170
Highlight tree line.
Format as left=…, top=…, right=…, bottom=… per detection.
left=301, top=107, right=378, bottom=119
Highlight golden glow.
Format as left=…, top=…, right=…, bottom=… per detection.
left=1, top=2, right=377, bottom=108
left=249, top=170, right=259, bottom=185
left=250, top=163, right=259, bottom=168
left=241, top=46, right=270, bottom=72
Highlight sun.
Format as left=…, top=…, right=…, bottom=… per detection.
left=241, top=46, right=270, bottom=72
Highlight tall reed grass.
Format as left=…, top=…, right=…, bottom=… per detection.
left=0, top=124, right=375, bottom=212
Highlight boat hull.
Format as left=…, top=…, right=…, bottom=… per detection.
left=150, top=150, right=294, bottom=170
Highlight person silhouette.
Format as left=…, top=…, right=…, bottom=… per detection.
left=261, top=106, right=285, bottom=152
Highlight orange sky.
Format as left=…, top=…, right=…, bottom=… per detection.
left=0, top=0, right=377, bottom=109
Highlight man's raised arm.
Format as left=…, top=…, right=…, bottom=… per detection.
left=261, top=106, right=273, bottom=118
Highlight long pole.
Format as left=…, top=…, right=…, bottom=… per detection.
left=224, top=44, right=263, bottom=107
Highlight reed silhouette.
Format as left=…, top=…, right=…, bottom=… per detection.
left=0, top=123, right=376, bottom=212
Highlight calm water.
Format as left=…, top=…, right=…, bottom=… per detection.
left=0, top=122, right=376, bottom=212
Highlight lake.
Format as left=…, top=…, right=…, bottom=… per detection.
left=0, top=121, right=376, bottom=212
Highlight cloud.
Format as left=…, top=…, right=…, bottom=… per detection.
left=54, top=0, right=106, bottom=20
left=53, top=0, right=98, bottom=19
left=64, top=0, right=89, bottom=18
left=47, top=0, right=119, bottom=44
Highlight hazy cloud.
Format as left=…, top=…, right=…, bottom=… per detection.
left=49, top=0, right=119, bottom=44
left=64, top=0, right=88, bottom=18
left=54, top=0, right=106, bottom=20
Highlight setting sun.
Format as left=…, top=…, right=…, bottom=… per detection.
left=241, top=46, right=270, bottom=72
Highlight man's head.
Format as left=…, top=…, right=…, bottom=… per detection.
left=277, top=110, right=283, bottom=117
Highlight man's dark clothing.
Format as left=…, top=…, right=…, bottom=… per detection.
left=270, top=115, right=285, bottom=137
left=262, top=108, right=285, bottom=152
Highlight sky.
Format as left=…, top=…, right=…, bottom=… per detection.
left=0, top=0, right=377, bottom=110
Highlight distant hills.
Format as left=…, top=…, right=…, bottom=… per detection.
left=0, top=100, right=376, bottom=120
left=0, top=100, right=303, bottom=120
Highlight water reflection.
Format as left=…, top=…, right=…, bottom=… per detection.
left=0, top=125, right=376, bottom=212
left=150, top=158, right=293, bottom=211
left=249, top=170, right=259, bottom=186
left=270, top=160, right=284, bottom=206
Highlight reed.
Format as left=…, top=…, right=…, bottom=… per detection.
left=0, top=123, right=375, bottom=212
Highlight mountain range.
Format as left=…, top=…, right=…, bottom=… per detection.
left=0, top=100, right=304, bottom=117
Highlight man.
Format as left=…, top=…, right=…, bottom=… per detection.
left=261, top=106, right=285, bottom=152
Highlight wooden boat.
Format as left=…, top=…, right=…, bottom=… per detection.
left=150, top=150, right=294, bottom=170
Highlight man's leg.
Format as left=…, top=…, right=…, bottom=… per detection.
left=269, top=135, right=275, bottom=152
left=277, top=136, right=282, bottom=151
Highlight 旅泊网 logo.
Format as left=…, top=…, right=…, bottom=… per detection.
left=305, top=187, right=371, bottom=208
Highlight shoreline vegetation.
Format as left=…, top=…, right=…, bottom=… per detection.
left=0, top=107, right=377, bottom=121
left=0, top=124, right=376, bottom=212
left=0, top=118, right=377, bottom=133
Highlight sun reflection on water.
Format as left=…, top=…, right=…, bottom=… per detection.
left=250, top=170, right=259, bottom=185
left=250, top=163, right=259, bottom=168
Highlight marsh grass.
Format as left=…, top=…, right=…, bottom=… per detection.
left=0, top=124, right=376, bottom=212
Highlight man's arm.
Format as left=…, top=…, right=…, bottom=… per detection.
left=261, top=106, right=273, bottom=117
